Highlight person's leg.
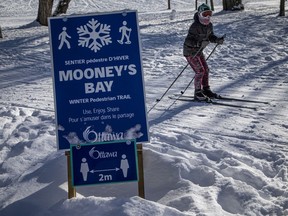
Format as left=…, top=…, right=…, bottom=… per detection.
left=199, top=55, right=218, bottom=98
left=185, top=55, right=207, bottom=100
left=199, top=54, right=209, bottom=88
left=185, top=55, right=205, bottom=90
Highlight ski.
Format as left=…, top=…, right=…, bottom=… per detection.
left=173, top=94, right=269, bottom=104
left=168, top=95, right=258, bottom=110
left=217, top=95, right=269, bottom=104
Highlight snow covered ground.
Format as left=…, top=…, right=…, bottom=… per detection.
left=0, top=0, right=288, bottom=215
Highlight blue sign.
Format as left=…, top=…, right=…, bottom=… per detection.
left=70, top=140, right=138, bottom=186
left=48, top=11, right=149, bottom=150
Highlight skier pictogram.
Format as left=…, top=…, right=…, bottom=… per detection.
left=118, top=21, right=132, bottom=44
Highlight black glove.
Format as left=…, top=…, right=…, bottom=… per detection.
left=216, top=37, right=224, bottom=45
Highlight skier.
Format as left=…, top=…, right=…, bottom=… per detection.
left=183, top=3, right=224, bottom=101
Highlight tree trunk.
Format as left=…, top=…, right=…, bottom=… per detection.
left=53, top=0, right=72, bottom=16
left=210, top=0, right=214, bottom=11
left=223, top=0, right=243, bottom=11
left=223, top=0, right=234, bottom=10
left=279, top=0, right=285, bottom=16
left=0, top=26, right=3, bottom=38
left=36, top=0, right=54, bottom=26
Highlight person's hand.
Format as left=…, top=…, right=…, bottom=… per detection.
left=216, top=37, right=224, bottom=44
left=201, top=40, right=210, bottom=48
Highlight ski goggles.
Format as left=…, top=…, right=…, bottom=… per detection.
left=200, top=10, right=212, bottom=17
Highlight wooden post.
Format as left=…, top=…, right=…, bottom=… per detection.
left=65, top=151, right=76, bottom=199
left=137, top=144, right=145, bottom=198
left=168, top=0, right=171, bottom=9
left=195, top=0, right=198, bottom=11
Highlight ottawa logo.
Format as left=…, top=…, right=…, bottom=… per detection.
left=83, top=126, right=124, bottom=142
left=88, top=147, right=117, bottom=159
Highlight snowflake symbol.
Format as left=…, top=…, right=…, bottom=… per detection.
left=77, top=18, right=112, bottom=53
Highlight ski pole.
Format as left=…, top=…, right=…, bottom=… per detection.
left=163, top=76, right=195, bottom=113
left=180, top=36, right=225, bottom=96
left=147, top=45, right=204, bottom=114
left=147, top=63, right=189, bottom=114
left=178, top=46, right=217, bottom=96
left=180, top=76, right=195, bottom=95
left=160, top=36, right=226, bottom=115
left=206, top=34, right=226, bottom=61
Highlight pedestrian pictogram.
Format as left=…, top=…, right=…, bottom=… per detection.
left=58, top=27, right=71, bottom=49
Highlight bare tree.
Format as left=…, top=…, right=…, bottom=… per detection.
left=36, top=0, right=72, bottom=26
left=36, top=0, right=54, bottom=26
left=53, top=0, right=72, bottom=16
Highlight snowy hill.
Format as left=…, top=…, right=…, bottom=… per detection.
left=0, top=0, right=288, bottom=215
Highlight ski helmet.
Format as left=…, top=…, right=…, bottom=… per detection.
left=197, top=3, right=212, bottom=25
left=198, top=3, right=211, bottom=13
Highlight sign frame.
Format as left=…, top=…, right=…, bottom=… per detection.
left=70, top=139, right=138, bottom=186
left=48, top=10, right=149, bottom=150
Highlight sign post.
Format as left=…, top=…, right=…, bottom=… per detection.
left=65, top=151, right=76, bottom=199
left=49, top=11, right=149, bottom=199
left=137, top=144, right=145, bottom=198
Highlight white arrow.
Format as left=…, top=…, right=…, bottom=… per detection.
left=90, top=168, right=120, bottom=173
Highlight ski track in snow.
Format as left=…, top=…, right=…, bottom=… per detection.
left=0, top=0, right=288, bottom=215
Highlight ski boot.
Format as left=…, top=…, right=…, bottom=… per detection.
left=194, top=89, right=209, bottom=102
left=202, top=86, right=219, bottom=99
